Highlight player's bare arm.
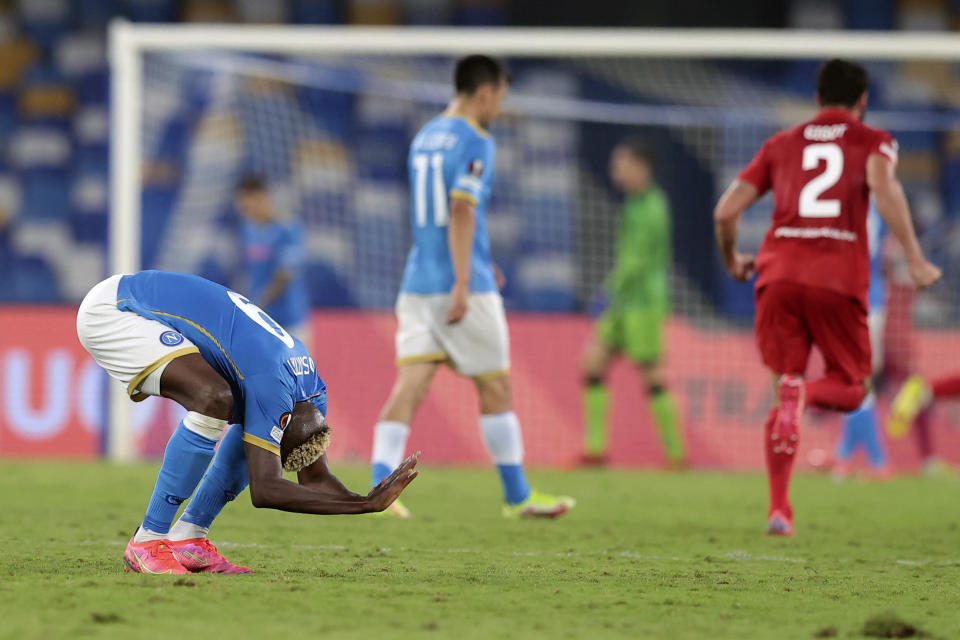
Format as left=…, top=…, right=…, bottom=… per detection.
left=245, top=444, right=419, bottom=514
left=492, top=261, right=506, bottom=290
left=713, top=179, right=759, bottom=282
left=446, top=196, right=476, bottom=324
left=866, top=154, right=941, bottom=289
left=257, top=269, right=293, bottom=308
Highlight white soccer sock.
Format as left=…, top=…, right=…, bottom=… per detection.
left=182, top=411, right=227, bottom=441
left=371, top=421, right=411, bottom=470
left=479, top=411, right=525, bottom=465
left=167, top=518, right=210, bottom=541
left=133, top=526, right=168, bottom=543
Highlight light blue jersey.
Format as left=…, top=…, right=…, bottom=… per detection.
left=866, top=202, right=888, bottom=312
left=117, top=270, right=326, bottom=456
left=400, top=113, right=497, bottom=294
left=240, top=218, right=309, bottom=328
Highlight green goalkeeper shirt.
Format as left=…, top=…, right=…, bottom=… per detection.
left=604, top=185, right=671, bottom=310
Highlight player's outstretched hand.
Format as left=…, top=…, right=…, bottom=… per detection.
left=909, top=258, right=942, bottom=290
left=446, top=283, right=469, bottom=324
left=367, top=451, right=420, bottom=512
left=726, top=252, right=756, bottom=282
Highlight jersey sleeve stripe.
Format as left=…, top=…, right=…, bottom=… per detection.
left=149, top=310, right=244, bottom=380
left=449, top=190, right=478, bottom=204
left=126, top=346, right=200, bottom=399
left=242, top=432, right=281, bottom=456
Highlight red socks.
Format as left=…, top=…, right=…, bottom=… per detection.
left=763, top=408, right=795, bottom=519
left=932, top=375, right=960, bottom=399
left=805, top=378, right=865, bottom=412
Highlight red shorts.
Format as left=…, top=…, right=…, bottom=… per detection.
left=755, top=281, right=871, bottom=385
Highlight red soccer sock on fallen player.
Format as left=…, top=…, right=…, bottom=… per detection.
left=805, top=378, right=865, bottom=413
left=932, top=375, right=960, bottom=400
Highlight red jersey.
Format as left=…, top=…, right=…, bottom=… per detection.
left=738, top=108, right=897, bottom=307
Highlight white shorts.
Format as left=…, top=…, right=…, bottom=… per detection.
left=76, top=275, right=200, bottom=401
left=395, top=292, right=509, bottom=378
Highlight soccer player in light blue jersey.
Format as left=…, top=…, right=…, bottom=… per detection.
left=77, top=270, right=418, bottom=575
left=369, top=55, right=574, bottom=519
left=236, top=175, right=311, bottom=348
left=834, top=202, right=891, bottom=479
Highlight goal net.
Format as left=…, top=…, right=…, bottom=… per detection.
left=110, top=26, right=960, bottom=471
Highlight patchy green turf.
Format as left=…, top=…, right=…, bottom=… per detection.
left=1, top=461, right=958, bottom=639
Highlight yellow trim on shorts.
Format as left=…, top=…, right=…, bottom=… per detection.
left=148, top=311, right=244, bottom=380
left=449, top=190, right=478, bottom=205
left=397, top=352, right=448, bottom=367
left=126, top=346, right=200, bottom=400
left=472, top=368, right=510, bottom=381
left=242, top=432, right=281, bottom=456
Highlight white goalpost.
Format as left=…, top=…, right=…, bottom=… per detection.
left=107, top=21, right=960, bottom=462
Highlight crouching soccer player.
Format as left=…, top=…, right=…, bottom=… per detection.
left=369, top=54, right=574, bottom=519
left=77, top=270, right=418, bottom=574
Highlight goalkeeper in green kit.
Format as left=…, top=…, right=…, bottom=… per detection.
left=580, top=138, right=686, bottom=467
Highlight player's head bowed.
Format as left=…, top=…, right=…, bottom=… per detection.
left=280, top=401, right=332, bottom=472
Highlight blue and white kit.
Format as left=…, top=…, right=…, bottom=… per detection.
left=395, top=111, right=509, bottom=377
left=77, top=270, right=326, bottom=456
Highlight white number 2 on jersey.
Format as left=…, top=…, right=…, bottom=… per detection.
left=798, top=143, right=843, bottom=218
left=413, top=152, right=449, bottom=228
left=227, top=290, right=295, bottom=349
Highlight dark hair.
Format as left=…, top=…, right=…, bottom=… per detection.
left=280, top=401, right=331, bottom=472
left=454, top=54, right=511, bottom=95
left=618, top=136, right=654, bottom=167
left=816, top=58, right=868, bottom=108
left=236, top=174, right=267, bottom=193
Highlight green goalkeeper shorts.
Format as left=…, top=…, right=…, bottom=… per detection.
left=596, top=306, right=666, bottom=365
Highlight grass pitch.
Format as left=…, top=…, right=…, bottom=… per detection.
left=1, top=462, right=958, bottom=639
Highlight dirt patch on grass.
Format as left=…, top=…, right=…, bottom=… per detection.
left=863, top=612, right=922, bottom=638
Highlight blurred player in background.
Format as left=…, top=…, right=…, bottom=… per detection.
left=833, top=202, right=891, bottom=480
left=236, top=175, right=311, bottom=348
left=369, top=54, right=574, bottom=519
left=714, top=58, right=940, bottom=536
left=77, top=270, right=418, bottom=574
left=580, top=139, right=685, bottom=468
left=887, top=371, right=960, bottom=463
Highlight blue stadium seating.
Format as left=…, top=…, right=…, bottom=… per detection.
left=13, top=255, right=62, bottom=302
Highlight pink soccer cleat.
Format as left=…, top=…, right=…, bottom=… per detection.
left=772, top=375, right=804, bottom=456
left=767, top=510, right=794, bottom=537
left=123, top=537, right=189, bottom=575
left=167, top=538, right=254, bottom=574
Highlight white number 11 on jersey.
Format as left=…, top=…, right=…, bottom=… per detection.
left=413, top=152, right=449, bottom=228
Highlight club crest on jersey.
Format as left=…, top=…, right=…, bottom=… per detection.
left=159, top=331, right=184, bottom=347
left=468, top=158, right=484, bottom=177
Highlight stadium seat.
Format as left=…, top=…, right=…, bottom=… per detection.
left=290, top=0, right=342, bottom=24
left=73, top=0, right=118, bottom=27
left=18, top=6, right=71, bottom=47
left=125, top=0, right=178, bottom=22
left=845, top=0, right=895, bottom=30
left=2, top=33, right=38, bottom=79
left=236, top=0, right=289, bottom=23
left=0, top=91, right=17, bottom=138
left=12, top=254, right=62, bottom=302
left=305, top=261, right=354, bottom=307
